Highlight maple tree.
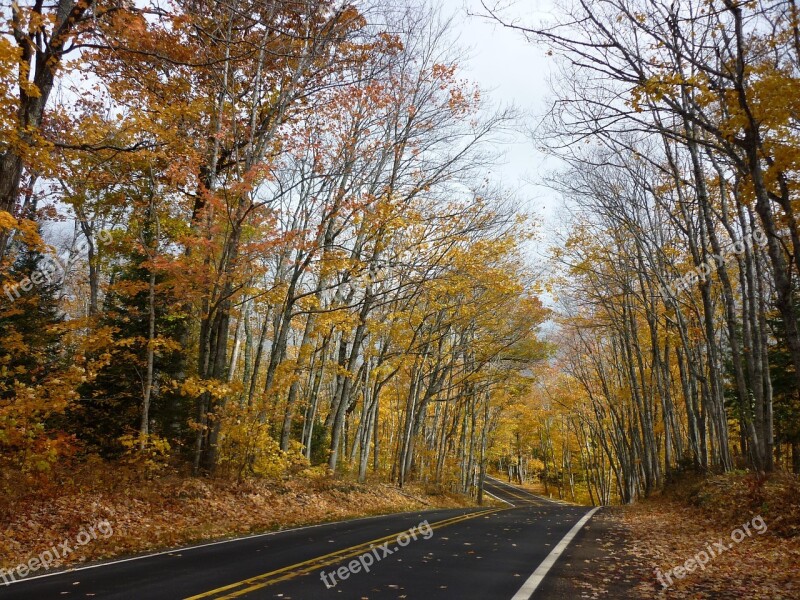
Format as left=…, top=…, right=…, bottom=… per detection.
left=1, top=0, right=796, bottom=545
left=0, top=0, right=549, bottom=509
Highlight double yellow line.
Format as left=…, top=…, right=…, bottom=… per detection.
left=484, top=481, right=542, bottom=506
left=185, top=507, right=504, bottom=599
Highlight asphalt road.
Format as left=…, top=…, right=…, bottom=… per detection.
left=2, top=478, right=599, bottom=599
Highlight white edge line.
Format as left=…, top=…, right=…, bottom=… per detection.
left=3, top=504, right=476, bottom=586
left=482, top=488, right=515, bottom=508
left=510, top=506, right=602, bottom=600
left=484, top=477, right=576, bottom=507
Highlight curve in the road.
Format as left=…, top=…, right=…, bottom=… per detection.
left=2, top=478, right=601, bottom=600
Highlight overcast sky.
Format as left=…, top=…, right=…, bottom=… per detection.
left=438, top=0, right=565, bottom=258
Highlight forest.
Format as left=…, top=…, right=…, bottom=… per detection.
left=489, top=0, right=800, bottom=507
left=1, top=0, right=800, bottom=523
left=0, top=0, right=548, bottom=500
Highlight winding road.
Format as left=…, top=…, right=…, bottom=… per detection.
left=2, top=478, right=601, bottom=599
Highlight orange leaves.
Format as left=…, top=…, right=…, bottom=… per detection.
left=0, top=321, right=109, bottom=473
left=0, top=0, right=546, bottom=487
left=619, top=478, right=800, bottom=599
left=431, top=62, right=457, bottom=82
left=0, top=461, right=468, bottom=573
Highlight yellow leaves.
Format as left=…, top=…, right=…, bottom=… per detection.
left=118, top=433, right=172, bottom=476
left=215, top=405, right=305, bottom=479
left=0, top=213, right=44, bottom=253
left=180, top=377, right=233, bottom=401
left=0, top=210, right=17, bottom=233
left=629, top=72, right=706, bottom=113
left=0, top=352, right=89, bottom=473
left=334, top=364, right=356, bottom=379
left=318, top=252, right=352, bottom=280
left=0, top=36, right=22, bottom=99
left=316, top=306, right=360, bottom=333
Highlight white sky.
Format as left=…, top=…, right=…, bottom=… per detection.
left=439, top=0, right=565, bottom=261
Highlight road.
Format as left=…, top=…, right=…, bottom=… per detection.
left=1, top=478, right=600, bottom=599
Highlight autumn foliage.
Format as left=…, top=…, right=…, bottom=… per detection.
left=0, top=0, right=547, bottom=516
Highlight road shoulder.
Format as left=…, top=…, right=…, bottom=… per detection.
left=532, top=507, right=650, bottom=599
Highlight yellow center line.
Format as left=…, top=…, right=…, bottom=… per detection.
left=486, top=479, right=541, bottom=499
left=484, top=481, right=541, bottom=505
left=184, top=507, right=505, bottom=600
